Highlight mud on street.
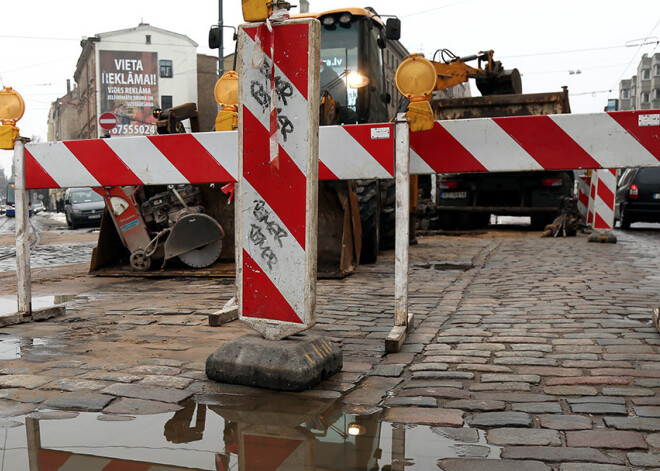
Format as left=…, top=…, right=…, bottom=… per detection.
left=2, top=215, right=660, bottom=469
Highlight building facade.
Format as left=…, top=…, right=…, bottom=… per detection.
left=49, top=23, right=202, bottom=141
left=619, top=53, right=660, bottom=111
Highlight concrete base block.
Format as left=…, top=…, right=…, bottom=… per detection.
left=32, top=306, right=66, bottom=321
left=206, top=333, right=342, bottom=392
left=385, top=313, right=415, bottom=353
left=588, top=231, right=617, bottom=244
left=0, top=306, right=65, bottom=327
left=208, top=298, right=238, bottom=327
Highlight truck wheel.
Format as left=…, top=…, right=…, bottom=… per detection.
left=438, top=211, right=458, bottom=230
left=379, top=180, right=396, bottom=250
left=620, top=208, right=632, bottom=230
left=471, top=213, right=491, bottom=229
left=531, top=213, right=556, bottom=230
left=356, top=180, right=380, bottom=264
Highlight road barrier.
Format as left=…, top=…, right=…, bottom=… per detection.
left=24, top=112, right=660, bottom=189
left=577, top=174, right=591, bottom=223
left=591, top=168, right=618, bottom=231
left=16, top=108, right=660, bottom=349
left=236, top=18, right=320, bottom=340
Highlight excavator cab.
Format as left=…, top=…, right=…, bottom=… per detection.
left=313, top=8, right=393, bottom=126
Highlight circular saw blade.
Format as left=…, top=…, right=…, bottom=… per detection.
left=177, top=239, right=223, bottom=268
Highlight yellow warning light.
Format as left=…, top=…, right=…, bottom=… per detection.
left=242, top=0, right=270, bottom=22
left=0, top=87, right=25, bottom=125
left=214, top=71, right=239, bottom=109
left=214, top=72, right=239, bottom=132
left=0, top=124, right=19, bottom=150
left=395, top=54, right=437, bottom=101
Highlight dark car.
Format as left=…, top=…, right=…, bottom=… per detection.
left=64, top=187, right=105, bottom=229
left=615, top=168, right=660, bottom=229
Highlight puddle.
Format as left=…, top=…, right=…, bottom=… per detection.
left=0, top=337, right=49, bottom=360
left=0, top=294, right=77, bottom=316
left=0, top=396, right=501, bottom=470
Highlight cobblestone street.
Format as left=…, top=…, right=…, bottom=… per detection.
left=2, top=226, right=660, bottom=469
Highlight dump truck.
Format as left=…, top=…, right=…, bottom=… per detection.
left=429, top=87, right=573, bottom=229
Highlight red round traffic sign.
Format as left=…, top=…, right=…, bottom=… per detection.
left=99, top=112, right=118, bottom=130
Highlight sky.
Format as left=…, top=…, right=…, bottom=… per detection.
left=1, top=0, right=659, bottom=177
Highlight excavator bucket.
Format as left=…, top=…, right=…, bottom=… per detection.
left=476, top=68, right=522, bottom=96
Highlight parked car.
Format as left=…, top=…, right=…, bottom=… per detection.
left=615, top=168, right=660, bottom=229
left=32, top=201, right=45, bottom=214
left=64, top=188, right=105, bottom=229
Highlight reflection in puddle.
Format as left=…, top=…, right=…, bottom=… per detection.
left=0, top=337, right=48, bottom=360
left=0, top=294, right=77, bottom=316
left=0, top=395, right=502, bottom=470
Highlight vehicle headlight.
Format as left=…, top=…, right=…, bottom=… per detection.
left=348, top=72, right=369, bottom=89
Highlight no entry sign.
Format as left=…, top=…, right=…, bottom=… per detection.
left=99, top=112, right=118, bottom=131
left=237, top=18, right=321, bottom=340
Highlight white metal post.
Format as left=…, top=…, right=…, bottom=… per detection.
left=14, top=138, right=31, bottom=314
left=430, top=173, right=437, bottom=205
left=386, top=113, right=413, bottom=353
left=394, top=113, right=410, bottom=325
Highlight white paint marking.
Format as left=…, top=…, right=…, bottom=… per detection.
left=551, top=113, right=660, bottom=168
left=410, top=147, right=435, bottom=175
left=241, top=32, right=310, bottom=176
left=440, top=119, right=544, bottom=172
left=27, top=142, right=100, bottom=188
left=194, top=131, right=239, bottom=180
left=319, top=126, right=391, bottom=179
left=105, top=137, right=188, bottom=185
left=242, top=180, right=306, bottom=319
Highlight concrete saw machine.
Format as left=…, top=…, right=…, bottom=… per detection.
left=94, top=185, right=225, bottom=271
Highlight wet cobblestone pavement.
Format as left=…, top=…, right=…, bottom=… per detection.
left=2, top=224, right=660, bottom=469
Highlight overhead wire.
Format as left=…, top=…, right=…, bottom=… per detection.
left=611, top=18, right=660, bottom=92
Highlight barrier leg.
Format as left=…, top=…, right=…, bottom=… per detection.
left=386, top=114, right=414, bottom=353
left=588, top=168, right=617, bottom=244
left=14, top=138, right=31, bottom=314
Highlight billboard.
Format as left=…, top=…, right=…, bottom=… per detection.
left=99, top=50, right=159, bottom=136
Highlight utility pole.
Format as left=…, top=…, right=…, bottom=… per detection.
left=219, top=0, right=224, bottom=77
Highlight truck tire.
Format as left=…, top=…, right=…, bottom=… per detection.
left=531, top=212, right=556, bottom=230
left=379, top=180, right=396, bottom=250
left=470, top=213, right=491, bottom=229
left=356, top=180, right=380, bottom=264
left=620, top=207, right=632, bottom=230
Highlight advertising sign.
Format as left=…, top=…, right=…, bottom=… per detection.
left=99, top=50, right=159, bottom=136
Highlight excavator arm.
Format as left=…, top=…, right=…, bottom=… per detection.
left=395, top=50, right=521, bottom=131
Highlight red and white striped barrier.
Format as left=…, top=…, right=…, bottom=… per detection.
left=236, top=18, right=321, bottom=340
left=590, top=168, right=618, bottom=231
left=577, top=174, right=591, bottom=222
left=35, top=449, right=202, bottom=471
left=24, top=124, right=394, bottom=189
left=410, top=112, right=660, bottom=174
left=24, top=110, right=660, bottom=189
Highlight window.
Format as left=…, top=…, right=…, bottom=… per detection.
left=145, top=34, right=151, bottom=44
left=655, top=89, right=660, bottom=100
left=656, top=64, right=660, bottom=75
left=642, top=69, right=651, bottom=79
left=621, top=89, right=629, bottom=99
left=642, top=92, right=650, bottom=103
left=161, top=95, right=173, bottom=110
left=159, top=60, right=173, bottom=78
